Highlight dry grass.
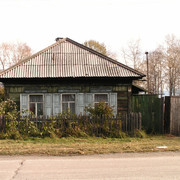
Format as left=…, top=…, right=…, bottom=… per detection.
left=0, top=135, right=179, bottom=156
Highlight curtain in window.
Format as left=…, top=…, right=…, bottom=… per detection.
left=94, top=94, right=108, bottom=102
left=30, top=95, right=43, bottom=102
left=62, top=94, right=75, bottom=102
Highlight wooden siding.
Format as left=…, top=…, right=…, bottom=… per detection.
left=165, top=96, right=180, bottom=136
left=132, top=95, right=163, bottom=133
left=4, top=81, right=130, bottom=114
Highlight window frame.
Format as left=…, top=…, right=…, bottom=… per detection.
left=28, top=94, right=44, bottom=117
left=93, top=93, right=109, bottom=106
left=61, top=93, right=76, bottom=113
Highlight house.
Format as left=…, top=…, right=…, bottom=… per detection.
left=0, top=38, right=145, bottom=117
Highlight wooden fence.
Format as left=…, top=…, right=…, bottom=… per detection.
left=0, top=113, right=141, bottom=137
left=164, top=96, right=180, bottom=136
left=132, top=95, right=164, bottom=134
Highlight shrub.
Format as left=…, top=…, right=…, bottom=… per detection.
left=84, top=101, right=114, bottom=118
left=41, top=120, right=56, bottom=137
left=0, top=99, right=19, bottom=119
left=5, top=120, right=22, bottom=140
left=134, top=130, right=147, bottom=138
left=18, top=118, right=41, bottom=137
left=0, top=87, right=4, bottom=101
left=0, top=100, right=138, bottom=139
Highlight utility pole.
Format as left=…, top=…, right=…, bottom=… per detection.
left=145, top=52, right=149, bottom=94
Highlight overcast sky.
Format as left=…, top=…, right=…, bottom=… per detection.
left=0, top=0, right=180, bottom=63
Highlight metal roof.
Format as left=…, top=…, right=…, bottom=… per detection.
left=0, top=38, right=145, bottom=79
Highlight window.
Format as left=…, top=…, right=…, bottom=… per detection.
left=29, top=95, right=43, bottom=117
left=94, top=94, right=108, bottom=105
left=62, top=94, right=75, bottom=114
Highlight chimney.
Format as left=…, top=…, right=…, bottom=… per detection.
left=55, top=37, right=63, bottom=42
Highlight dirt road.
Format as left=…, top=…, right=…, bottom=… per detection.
left=0, top=152, right=180, bottom=180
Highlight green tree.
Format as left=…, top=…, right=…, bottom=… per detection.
left=84, top=40, right=107, bottom=55
left=84, top=40, right=117, bottom=59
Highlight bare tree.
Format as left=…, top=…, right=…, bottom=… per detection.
left=12, top=42, right=32, bottom=65
left=163, top=35, right=180, bottom=96
left=0, top=43, right=13, bottom=70
left=121, top=39, right=142, bottom=70
left=121, top=35, right=180, bottom=96
left=0, top=42, right=32, bottom=71
left=121, top=39, right=147, bottom=90
left=148, top=48, right=165, bottom=95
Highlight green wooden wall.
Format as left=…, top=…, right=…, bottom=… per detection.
left=4, top=82, right=132, bottom=114
left=132, top=95, right=163, bottom=133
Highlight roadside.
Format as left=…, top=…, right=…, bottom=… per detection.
left=0, top=151, right=180, bottom=160
left=0, top=135, right=179, bottom=156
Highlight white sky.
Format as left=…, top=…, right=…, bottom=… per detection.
left=0, top=0, right=180, bottom=63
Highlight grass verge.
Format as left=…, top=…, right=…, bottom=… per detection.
left=0, top=135, right=179, bottom=156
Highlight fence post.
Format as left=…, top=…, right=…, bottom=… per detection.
left=161, top=97, right=164, bottom=134
left=125, top=113, right=127, bottom=132
left=138, top=112, right=142, bottom=130
left=2, top=116, right=5, bottom=133
left=130, top=112, right=135, bottom=135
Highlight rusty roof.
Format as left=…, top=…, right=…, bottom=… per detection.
left=0, top=38, right=145, bottom=79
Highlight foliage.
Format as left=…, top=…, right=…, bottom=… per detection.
left=0, top=99, right=19, bottom=119
left=40, top=120, right=56, bottom=137
left=55, top=108, right=78, bottom=119
left=84, top=101, right=114, bottom=118
left=0, top=87, right=4, bottom=101
left=134, top=130, right=147, bottom=138
left=0, top=100, right=141, bottom=140
left=18, top=118, right=41, bottom=137
left=84, top=40, right=107, bottom=55
left=84, top=40, right=117, bottom=59
left=5, top=120, right=21, bottom=140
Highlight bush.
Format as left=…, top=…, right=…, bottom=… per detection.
left=84, top=101, right=114, bottom=118
left=134, top=130, right=147, bottom=138
left=0, top=99, right=19, bottom=119
left=0, top=100, right=141, bottom=139
left=0, top=87, right=4, bottom=101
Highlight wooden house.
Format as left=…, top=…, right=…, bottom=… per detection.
left=0, top=38, right=145, bottom=117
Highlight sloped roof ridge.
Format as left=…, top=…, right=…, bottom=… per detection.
left=0, top=37, right=145, bottom=78
left=66, top=38, right=145, bottom=77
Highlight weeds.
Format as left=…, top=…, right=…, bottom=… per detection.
left=0, top=99, right=143, bottom=140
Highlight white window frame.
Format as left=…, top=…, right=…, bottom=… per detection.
left=61, top=93, right=76, bottom=113
left=28, top=94, right=44, bottom=117
left=93, top=93, right=109, bottom=106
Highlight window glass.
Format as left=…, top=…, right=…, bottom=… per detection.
left=62, top=103, right=68, bottom=112
left=62, top=94, right=75, bottom=114
left=29, top=95, right=43, bottom=117
left=37, top=103, right=43, bottom=116
left=30, top=95, right=43, bottom=102
left=94, top=94, right=108, bottom=102
left=30, top=103, right=35, bottom=114
left=62, top=94, right=75, bottom=102
left=70, top=103, right=75, bottom=114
